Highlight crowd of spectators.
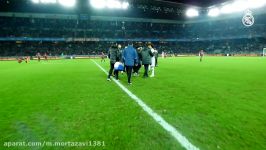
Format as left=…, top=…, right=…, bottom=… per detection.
left=0, top=38, right=265, bottom=56
left=0, top=14, right=266, bottom=56
left=1, top=15, right=266, bottom=39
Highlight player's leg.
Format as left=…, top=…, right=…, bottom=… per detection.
left=150, top=57, right=155, bottom=77
left=150, top=66, right=155, bottom=77
left=133, top=66, right=137, bottom=76
left=121, top=63, right=125, bottom=74
left=114, top=70, right=119, bottom=80
left=127, top=66, right=133, bottom=84
left=136, top=64, right=141, bottom=76
left=107, top=62, right=114, bottom=80
left=143, top=64, right=149, bottom=78
left=150, top=62, right=155, bottom=77
left=146, top=65, right=149, bottom=77
left=126, top=66, right=130, bottom=82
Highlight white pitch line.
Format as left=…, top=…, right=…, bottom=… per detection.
left=92, top=60, right=200, bottom=150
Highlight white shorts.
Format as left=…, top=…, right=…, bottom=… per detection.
left=151, top=57, right=156, bottom=67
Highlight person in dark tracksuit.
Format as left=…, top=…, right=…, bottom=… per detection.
left=123, top=42, right=138, bottom=85
left=133, top=45, right=142, bottom=76
left=141, top=42, right=154, bottom=78
left=107, top=44, right=119, bottom=81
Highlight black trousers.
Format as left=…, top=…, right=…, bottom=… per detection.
left=143, top=64, right=149, bottom=77
left=133, top=64, right=141, bottom=74
left=108, top=62, right=118, bottom=79
left=125, top=66, right=133, bottom=83
left=155, top=57, right=158, bottom=66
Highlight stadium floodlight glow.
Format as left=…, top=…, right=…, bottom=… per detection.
left=220, top=0, right=266, bottom=14
left=247, top=0, right=266, bottom=9
left=232, top=0, right=249, bottom=12
left=90, top=0, right=129, bottom=9
left=58, top=0, right=76, bottom=7
left=106, top=0, right=122, bottom=9
left=186, top=8, right=199, bottom=17
left=40, top=0, right=56, bottom=4
left=90, top=0, right=106, bottom=9
left=220, top=4, right=235, bottom=14
left=208, top=7, right=220, bottom=17
left=31, top=0, right=40, bottom=3
left=220, top=1, right=248, bottom=14
left=121, top=2, right=129, bottom=9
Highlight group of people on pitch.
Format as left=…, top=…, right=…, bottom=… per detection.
left=17, top=52, right=48, bottom=63
left=106, top=42, right=158, bottom=85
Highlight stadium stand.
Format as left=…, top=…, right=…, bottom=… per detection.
left=0, top=1, right=266, bottom=57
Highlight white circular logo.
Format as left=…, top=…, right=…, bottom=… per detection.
left=242, top=10, right=254, bottom=27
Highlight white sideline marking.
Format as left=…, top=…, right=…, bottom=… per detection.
left=92, top=60, right=199, bottom=150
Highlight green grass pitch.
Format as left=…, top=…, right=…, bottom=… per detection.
left=0, top=57, right=265, bottom=150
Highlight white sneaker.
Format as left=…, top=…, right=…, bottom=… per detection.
left=107, top=78, right=111, bottom=81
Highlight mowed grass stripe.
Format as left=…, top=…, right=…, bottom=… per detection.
left=103, top=57, right=266, bottom=150
left=92, top=60, right=199, bottom=150
left=0, top=60, right=183, bottom=150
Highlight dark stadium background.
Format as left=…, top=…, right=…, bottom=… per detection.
left=0, top=0, right=265, bottom=56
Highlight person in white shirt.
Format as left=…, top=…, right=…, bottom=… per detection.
left=150, top=47, right=156, bottom=77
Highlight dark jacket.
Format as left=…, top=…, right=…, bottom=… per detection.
left=136, top=47, right=142, bottom=65
left=117, top=48, right=123, bottom=62
left=141, top=47, right=154, bottom=65
left=108, top=47, right=119, bottom=64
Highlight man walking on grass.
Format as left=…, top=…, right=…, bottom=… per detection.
left=123, top=42, right=138, bottom=85
left=141, top=42, right=154, bottom=78
left=107, top=43, right=119, bottom=81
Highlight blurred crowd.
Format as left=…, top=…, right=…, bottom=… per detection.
left=0, top=14, right=266, bottom=56
left=1, top=16, right=266, bottom=39
left=1, top=39, right=265, bottom=56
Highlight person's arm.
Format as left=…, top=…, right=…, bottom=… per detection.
left=117, top=51, right=121, bottom=62
left=149, top=49, right=154, bottom=57
left=122, top=49, right=126, bottom=63
left=134, top=49, right=138, bottom=66
left=115, top=50, right=119, bottom=62
left=139, top=49, right=143, bottom=61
